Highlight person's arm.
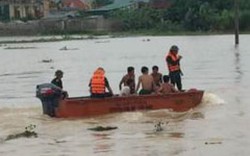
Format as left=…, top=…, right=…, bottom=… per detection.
left=151, top=76, right=157, bottom=92
left=132, top=76, right=136, bottom=92
left=107, top=86, right=113, bottom=95
left=60, top=80, right=63, bottom=89
left=119, top=76, right=124, bottom=90
left=159, top=73, right=163, bottom=83
left=88, top=79, right=92, bottom=93
left=157, top=84, right=163, bottom=94
left=178, top=55, right=183, bottom=60
left=166, top=56, right=180, bottom=66
left=135, top=77, right=141, bottom=93
left=167, top=56, right=183, bottom=75
left=105, top=78, right=113, bottom=95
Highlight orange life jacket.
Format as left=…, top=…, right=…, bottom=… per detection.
left=166, top=52, right=180, bottom=72
left=91, top=69, right=105, bottom=94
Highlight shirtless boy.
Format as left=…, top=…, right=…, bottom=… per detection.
left=151, top=65, right=162, bottom=87
left=136, top=66, right=155, bottom=95
left=119, top=66, right=135, bottom=94
left=157, top=75, right=177, bottom=94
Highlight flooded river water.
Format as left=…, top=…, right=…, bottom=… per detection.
left=0, top=35, right=250, bottom=156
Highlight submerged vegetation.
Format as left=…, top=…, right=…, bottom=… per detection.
left=5, top=124, right=37, bottom=141
left=88, top=126, right=118, bottom=131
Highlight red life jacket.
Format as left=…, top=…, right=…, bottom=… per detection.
left=91, top=69, right=105, bottom=94
left=166, top=52, right=180, bottom=72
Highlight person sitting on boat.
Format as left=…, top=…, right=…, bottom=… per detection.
left=157, top=75, right=178, bottom=94
left=151, top=65, right=163, bottom=88
left=135, top=66, right=155, bottom=95
left=89, top=67, right=114, bottom=98
left=51, top=70, right=68, bottom=98
left=119, top=66, right=136, bottom=95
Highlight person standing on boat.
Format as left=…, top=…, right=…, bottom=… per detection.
left=166, top=45, right=183, bottom=91
left=89, top=67, right=114, bottom=98
left=51, top=70, right=68, bottom=98
left=135, top=66, right=155, bottom=95
left=151, top=65, right=163, bottom=87
left=119, top=66, right=136, bottom=95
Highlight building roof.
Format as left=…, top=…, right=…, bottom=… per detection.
left=44, top=10, right=79, bottom=19
left=63, top=0, right=90, bottom=9
left=90, top=0, right=149, bottom=12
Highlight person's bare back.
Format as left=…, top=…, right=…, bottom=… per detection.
left=139, top=75, right=154, bottom=91
left=157, top=75, right=177, bottom=94
left=136, top=66, right=155, bottom=94
left=158, top=83, right=177, bottom=94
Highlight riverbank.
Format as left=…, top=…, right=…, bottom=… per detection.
left=0, top=30, right=249, bottom=44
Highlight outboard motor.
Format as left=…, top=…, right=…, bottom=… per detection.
left=36, top=83, right=62, bottom=117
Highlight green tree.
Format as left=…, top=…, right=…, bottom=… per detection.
left=110, top=7, right=163, bottom=30
left=240, top=10, right=250, bottom=30
left=108, top=0, right=250, bottom=32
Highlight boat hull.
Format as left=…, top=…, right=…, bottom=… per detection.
left=55, top=90, right=204, bottom=118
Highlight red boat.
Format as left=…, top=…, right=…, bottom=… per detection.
left=36, top=84, right=204, bottom=118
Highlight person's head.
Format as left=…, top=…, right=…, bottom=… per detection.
left=170, top=45, right=179, bottom=54
left=94, top=67, right=105, bottom=75
left=141, top=66, right=149, bottom=74
left=152, top=65, right=159, bottom=74
left=55, top=70, right=63, bottom=79
left=163, top=75, right=170, bottom=83
left=127, top=66, right=134, bottom=75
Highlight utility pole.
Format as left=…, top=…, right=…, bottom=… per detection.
left=234, top=0, right=239, bottom=45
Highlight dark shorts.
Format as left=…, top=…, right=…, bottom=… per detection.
left=139, top=89, right=152, bottom=95
left=91, top=93, right=113, bottom=98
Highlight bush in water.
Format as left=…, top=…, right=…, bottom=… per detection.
left=5, top=124, right=38, bottom=141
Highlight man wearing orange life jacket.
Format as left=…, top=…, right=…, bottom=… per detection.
left=166, top=45, right=183, bottom=91
left=89, top=67, right=113, bottom=98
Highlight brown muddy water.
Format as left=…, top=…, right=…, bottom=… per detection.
left=0, top=35, right=250, bottom=156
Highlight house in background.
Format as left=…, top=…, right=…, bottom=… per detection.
left=88, top=0, right=150, bottom=15
left=0, top=1, right=10, bottom=21
left=0, top=0, right=171, bottom=21
left=87, top=0, right=170, bottom=15
left=46, top=0, right=92, bottom=11
left=43, top=0, right=92, bottom=19
left=63, top=0, right=90, bottom=10
left=0, top=0, right=44, bottom=21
